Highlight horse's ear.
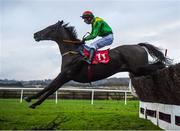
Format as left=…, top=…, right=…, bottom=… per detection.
left=58, top=20, right=64, bottom=26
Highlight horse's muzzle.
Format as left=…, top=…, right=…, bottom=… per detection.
left=33, top=33, right=41, bottom=42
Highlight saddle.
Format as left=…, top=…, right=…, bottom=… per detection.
left=79, top=45, right=110, bottom=64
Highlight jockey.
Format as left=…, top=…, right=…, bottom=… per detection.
left=81, top=11, right=114, bottom=64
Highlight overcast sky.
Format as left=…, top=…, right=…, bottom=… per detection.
left=0, top=0, right=180, bottom=80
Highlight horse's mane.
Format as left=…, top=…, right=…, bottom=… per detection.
left=60, top=21, right=78, bottom=40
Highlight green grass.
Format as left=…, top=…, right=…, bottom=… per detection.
left=0, top=99, right=161, bottom=130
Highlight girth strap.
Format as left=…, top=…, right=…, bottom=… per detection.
left=88, top=65, right=93, bottom=83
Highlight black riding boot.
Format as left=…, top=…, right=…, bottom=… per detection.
left=85, top=48, right=95, bottom=64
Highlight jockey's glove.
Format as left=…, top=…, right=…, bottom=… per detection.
left=81, top=39, right=86, bottom=44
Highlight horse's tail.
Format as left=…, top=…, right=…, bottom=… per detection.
left=138, top=42, right=172, bottom=65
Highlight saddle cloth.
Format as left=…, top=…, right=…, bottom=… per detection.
left=83, top=48, right=110, bottom=64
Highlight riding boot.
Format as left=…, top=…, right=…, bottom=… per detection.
left=86, top=48, right=95, bottom=64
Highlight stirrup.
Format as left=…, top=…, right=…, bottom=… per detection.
left=83, top=57, right=91, bottom=64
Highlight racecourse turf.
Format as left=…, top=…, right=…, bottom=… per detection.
left=0, top=99, right=161, bottom=130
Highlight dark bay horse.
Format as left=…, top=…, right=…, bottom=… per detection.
left=25, top=20, right=169, bottom=108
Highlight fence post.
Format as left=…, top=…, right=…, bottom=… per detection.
left=124, top=92, right=127, bottom=105
left=20, top=89, right=23, bottom=103
left=91, top=90, right=94, bottom=105
left=55, top=91, right=58, bottom=104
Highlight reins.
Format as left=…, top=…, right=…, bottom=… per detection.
left=62, top=40, right=82, bottom=57
left=63, top=40, right=82, bottom=44
left=62, top=31, right=90, bottom=44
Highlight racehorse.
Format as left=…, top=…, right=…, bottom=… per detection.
left=25, top=20, right=170, bottom=109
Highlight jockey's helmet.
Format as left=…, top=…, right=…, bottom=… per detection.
left=81, top=11, right=94, bottom=19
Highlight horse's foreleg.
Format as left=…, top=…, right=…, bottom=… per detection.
left=29, top=73, right=70, bottom=109
left=24, top=73, right=66, bottom=103
left=24, top=82, right=55, bottom=102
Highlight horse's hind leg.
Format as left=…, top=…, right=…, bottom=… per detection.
left=133, top=62, right=165, bottom=76
left=29, top=73, right=70, bottom=109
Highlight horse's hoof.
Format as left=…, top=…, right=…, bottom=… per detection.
left=24, top=96, right=31, bottom=103
left=29, top=104, right=36, bottom=109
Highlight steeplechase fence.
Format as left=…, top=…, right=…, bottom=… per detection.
left=130, top=63, right=180, bottom=130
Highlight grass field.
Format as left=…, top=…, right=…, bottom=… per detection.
left=0, top=99, right=161, bottom=130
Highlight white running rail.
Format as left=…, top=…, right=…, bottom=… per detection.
left=0, top=87, right=131, bottom=105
